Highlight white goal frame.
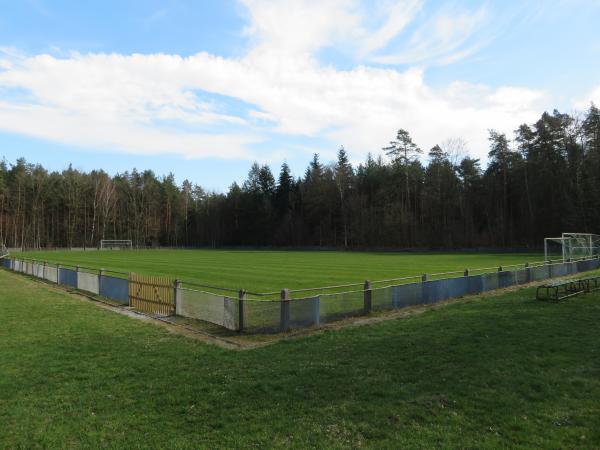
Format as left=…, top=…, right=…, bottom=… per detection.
left=100, top=240, right=133, bottom=250
left=544, top=232, right=600, bottom=262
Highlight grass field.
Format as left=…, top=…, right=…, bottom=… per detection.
left=1, top=269, right=600, bottom=448
left=17, top=249, right=542, bottom=294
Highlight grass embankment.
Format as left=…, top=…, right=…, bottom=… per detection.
left=1, top=269, right=599, bottom=448
left=18, top=249, right=541, bottom=293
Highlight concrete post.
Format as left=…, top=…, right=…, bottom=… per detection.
left=546, top=260, right=553, bottom=278
left=174, top=280, right=182, bottom=315
left=280, top=288, right=290, bottom=332
left=363, top=280, right=372, bottom=314
left=312, top=296, right=320, bottom=327
left=238, top=289, right=247, bottom=332
left=99, top=268, right=105, bottom=295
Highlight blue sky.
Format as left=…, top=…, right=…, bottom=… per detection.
left=0, top=0, right=599, bottom=191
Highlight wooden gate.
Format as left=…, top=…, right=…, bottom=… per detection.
left=128, top=273, right=175, bottom=316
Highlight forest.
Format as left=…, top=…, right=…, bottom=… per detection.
left=1, top=106, right=599, bottom=250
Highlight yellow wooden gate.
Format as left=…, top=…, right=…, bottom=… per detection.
left=128, top=273, right=175, bottom=316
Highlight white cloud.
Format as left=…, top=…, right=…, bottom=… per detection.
left=0, top=100, right=258, bottom=159
left=357, top=0, right=424, bottom=56
left=574, top=85, right=600, bottom=110
left=371, top=5, right=488, bottom=65
left=0, top=0, right=550, bottom=163
left=241, top=0, right=362, bottom=56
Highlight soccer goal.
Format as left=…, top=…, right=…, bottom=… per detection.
left=100, top=240, right=133, bottom=250
left=544, top=233, right=600, bottom=262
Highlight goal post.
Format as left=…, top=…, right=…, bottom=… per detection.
left=544, top=233, right=600, bottom=262
left=100, top=240, right=133, bottom=250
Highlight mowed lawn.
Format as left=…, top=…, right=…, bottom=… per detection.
left=2, top=269, right=600, bottom=448
left=17, top=249, right=541, bottom=293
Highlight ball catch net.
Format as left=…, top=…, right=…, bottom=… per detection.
left=544, top=233, right=600, bottom=262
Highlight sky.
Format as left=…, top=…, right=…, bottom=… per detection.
left=0, top=0, right=599, bottom=191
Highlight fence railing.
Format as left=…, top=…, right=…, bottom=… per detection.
left=2, top=255, right=600, bottom=334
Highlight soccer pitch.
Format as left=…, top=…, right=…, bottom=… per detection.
left=18, top=249, right=542, bottom=293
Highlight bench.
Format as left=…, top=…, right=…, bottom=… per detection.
left=536, top=275, right=600, bottom=301
left=536, top=279, right=581, bottom=301
left=577, top=276, right=600, bottom=293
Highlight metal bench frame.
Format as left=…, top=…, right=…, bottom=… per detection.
left=536, top=276, right=600, bottom=301
left=536, top=279, right=581, bottom=301
left=577, top=276, right=600, bottom=293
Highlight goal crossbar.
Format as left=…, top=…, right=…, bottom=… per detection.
left=100, top=240, right=133, bottom=250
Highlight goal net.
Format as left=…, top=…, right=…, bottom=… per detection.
left=100, top=240, right=133, bottom=250
left=544, top=233, right=600, bottom=262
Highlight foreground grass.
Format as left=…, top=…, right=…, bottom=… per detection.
left=1, top=270, right=600, bottom=448
left=17, top=249, right=541, bottom=293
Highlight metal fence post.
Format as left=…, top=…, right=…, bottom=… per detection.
left=422, top=273, right=429, bottom=282
left=498, top=266, right=503, bottom=272
left=280, top=288, right=290, bottom=332
left=56, top=263, right=61, bottom=284
left=43, top=261, right=47, bottom=279
left=238, top=289, right=246, bottom=332
left=363, top=280, right=372, bottom=314
left=464, top=268, right=470, bottom=277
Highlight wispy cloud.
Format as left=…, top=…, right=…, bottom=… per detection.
left=0, top=1, right=551, bottom=162
left=370, top=5, right=488, bottom=65
left=144, top=8, right=171, bottom=25
left=357, top=0, right=424, bottom=57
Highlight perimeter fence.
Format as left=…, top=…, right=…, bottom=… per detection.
left=2, top=255, right=600, bottom=334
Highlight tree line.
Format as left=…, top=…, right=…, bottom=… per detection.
left=1, top=105, right=599, bottom=250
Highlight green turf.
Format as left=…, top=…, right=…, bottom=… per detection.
left=17, top=249, right=542, bottom=294
left=1, top=269, right=600, bottom=448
